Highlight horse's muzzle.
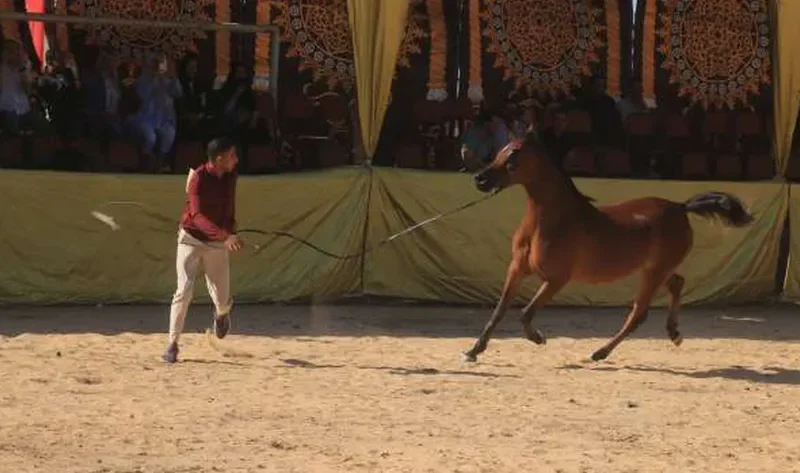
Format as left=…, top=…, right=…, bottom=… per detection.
left=474, top=172, right=495, bottom=193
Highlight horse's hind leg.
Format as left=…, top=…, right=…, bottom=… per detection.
left=520, top=279, right=567, bottom=345
left=591, top=270, right=667, bottom=361
left=665, top=273, right=685, bottom=346
left=464, top=262, right=523, bottom=362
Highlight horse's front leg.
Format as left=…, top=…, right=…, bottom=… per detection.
left=520, top=279, right=567, bottom=345
left=463, top=262, right=523, bottom=362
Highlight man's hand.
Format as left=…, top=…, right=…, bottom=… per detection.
left=224, top=234, right=243, bottom=252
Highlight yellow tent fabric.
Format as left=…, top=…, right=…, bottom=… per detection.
left=347, top=0, right=409, bottom=160
left=0, top=169, right=369, bottom=305
left=782, top=184, right=800, bottom=298
left=773, top=0, right=800, bottom=175
left=363, top=169, right=787, bottom=307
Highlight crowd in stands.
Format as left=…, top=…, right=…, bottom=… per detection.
left=0, top=39, right=276, bottom=173
left=460, top=76, right=777, bottom=180
left=0, top=37, right=790, bottom=180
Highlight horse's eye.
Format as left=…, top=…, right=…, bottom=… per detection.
left=505, top=153, right=519, bottom=171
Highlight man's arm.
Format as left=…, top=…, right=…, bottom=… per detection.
left=186, top=171, right=231, bottom=241
left=228, top=175, right=237, bottom=234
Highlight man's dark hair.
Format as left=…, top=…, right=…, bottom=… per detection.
left=206, top=137, right=237, bottom=160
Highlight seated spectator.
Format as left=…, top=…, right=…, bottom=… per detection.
left=579, top=77, right=624, bottom=148
left=210, top=62, right=256, bottom=141
left=177, top=53, right=211, bottom=140
left=539, top=109, right=573, bottom=172
left=0, top=39, right=48, bottom=135
left=130, top=53, right=182, bottom=172
left=490, top=113, right=512, bottom=152
left=510, top=106, right=539, bottom=139
left=118, top=60, right=141, bottom=121
left=37, top=49, right=83, bottom=140
left=616, top=80, right=648, bottom=122
left=84, top=53, right=124, bottom=140
left=460, top=112, right=494, bottom=171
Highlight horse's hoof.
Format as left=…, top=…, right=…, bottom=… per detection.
left=462, top=352, right=478, bottom=363
left=590, top=350, right=608, bottom=362
left=671, top=332, right=683, bottom=347
left=528, top=329, right=547, bottom=345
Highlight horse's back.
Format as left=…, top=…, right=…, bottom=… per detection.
left=597, top=197, right=680, bottom=227
left=568, top=197, right=691, bottom=283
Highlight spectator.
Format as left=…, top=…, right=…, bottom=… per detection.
left=539, top=109, right=573, bottom=172
left=177, top=53, right=211, bottom=140
left=490, top=113, right=512, bottom=152
left=210, top=62, right=256, bottom=141
left=510, top=106, right=538, bottom=139
left=118, top=60, right=141, bottom=120
left=579, top=77, right=624, bottom=148
left=616, top=79, right=648, bottom=122
left=37, top=49, right=83, bottom=140
left=0, top=39, right=47, bottom=135
left=460, top=112, right=494, bottom=171
left=131, top=53, right=182, bottom=172
left=83, top=52, right=124, bottom=139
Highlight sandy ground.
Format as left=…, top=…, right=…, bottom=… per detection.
left=1, top=303, right=800, bottom=473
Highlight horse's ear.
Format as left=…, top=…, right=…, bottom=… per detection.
left=507, top=139, right=525, bottom=152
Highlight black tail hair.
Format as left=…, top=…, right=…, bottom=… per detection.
left=683, top=192, right=754, bottom=227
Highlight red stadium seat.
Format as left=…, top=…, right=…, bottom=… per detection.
left=564, top=147, right=596, bottom=176
left=0, top=135, right=24, bottom=168
left=680, top=152, right=710, bottom=179
left=714, top=154, right=743, bottom=180
left=745, top=154, right=774, bottom=180
left=601, top=149, right=632, bottom=177
left=625, top=112, right=656, bottom=136
left=173, top=140, right=206, bottom=173
left=74, top=138, right=106, bottom=171
left=246, top=144, right=280, bottom=173
left=393, top=141, right=427, bottom=169
left=107, top=140, right=140, bottom=172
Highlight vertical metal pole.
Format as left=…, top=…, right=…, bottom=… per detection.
left=270, top=30, right=280, bottom=105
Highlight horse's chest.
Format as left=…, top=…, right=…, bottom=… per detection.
left=518, top=233, right=569, bottom=277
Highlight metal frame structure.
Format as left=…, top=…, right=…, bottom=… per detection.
left=0, top=11, right=281, bottom=102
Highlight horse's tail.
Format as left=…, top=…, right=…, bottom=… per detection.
left=682, top=192, right=754, bottom=227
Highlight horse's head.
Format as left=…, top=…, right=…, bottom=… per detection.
left=474, top=137, right=539, bottom=193
left=474, top=135, right=596, bottom=204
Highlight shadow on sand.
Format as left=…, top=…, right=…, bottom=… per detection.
left=1, top=304, right=798, bottom=343
left=559, top=362, right=800, bottom=386
left=279, top=358, right=519, bottom=379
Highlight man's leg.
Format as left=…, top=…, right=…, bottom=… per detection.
left=164, top=239, right=204, bottom=362
left=202, top=246, right=232, bottom=339
left=154, top=123, right=177, bottom=172
left=130, top=118, right=157, bottom=172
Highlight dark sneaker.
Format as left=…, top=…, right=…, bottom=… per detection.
left=214, top=313, right=231, bottom=339
left=162, top=342, right=179, bottom=363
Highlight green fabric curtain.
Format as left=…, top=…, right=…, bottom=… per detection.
left=363, top=170, right=787, bottom=307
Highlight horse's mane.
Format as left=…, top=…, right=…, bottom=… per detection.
left=518, top=133, right=596, bottom=204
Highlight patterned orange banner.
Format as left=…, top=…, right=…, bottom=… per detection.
left=215, top=0, right=231, bottom=88
left=253, top=0, right=271, bottom=92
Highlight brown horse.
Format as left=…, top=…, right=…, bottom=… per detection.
left=465, top=135, right=754, bottom=362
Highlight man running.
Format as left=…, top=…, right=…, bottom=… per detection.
left=163, top=136, right=243, bottom=363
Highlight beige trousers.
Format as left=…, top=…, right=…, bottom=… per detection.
left=168, top=229, right=232, bottom=344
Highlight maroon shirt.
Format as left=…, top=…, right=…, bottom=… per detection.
left=180, top=162, right=237, bottom=242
